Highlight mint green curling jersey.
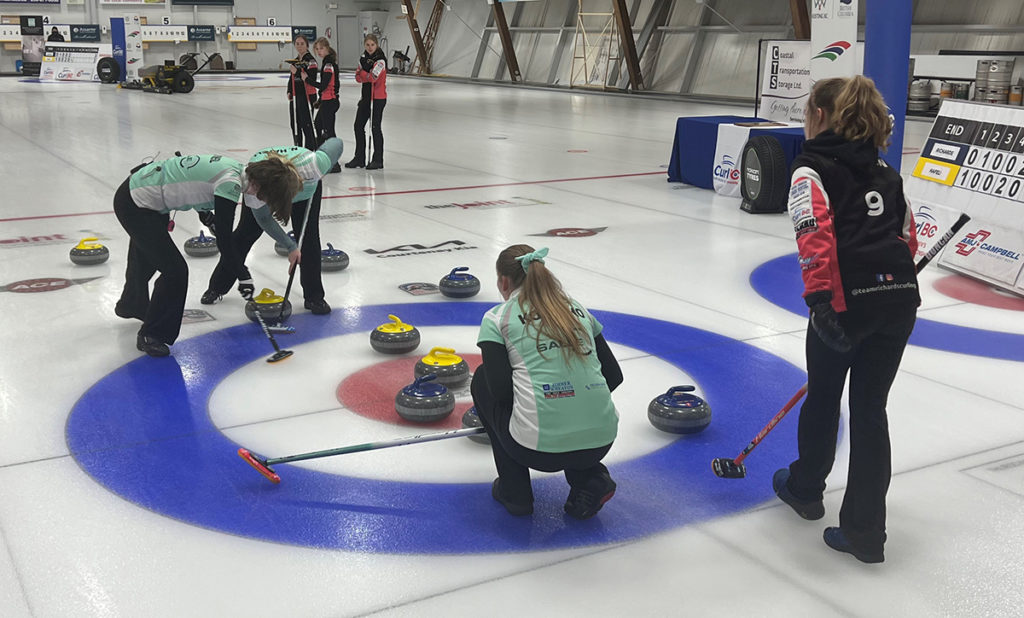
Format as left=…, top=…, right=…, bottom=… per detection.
left=477, top=289, right=618, bottom=453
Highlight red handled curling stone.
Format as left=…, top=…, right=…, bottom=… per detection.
left=274, top=231, right=297, bottom=257
left=244, top=288, right=293, bottom=324
left=69, top=237, right=109, bottom=265
left=414, top=347, right=470, bottom=387
left=321, top=243, right=350, bottom=272
left=183, top=230, right=219, bottom=257
left=395, top=374, right=455, bottom=423
left=460, top=406, right=490, bottom=444
left=438, top=266, right=480, bottom=298
left=648, top=385, right=711, bottom=434
left=369, top=314, right=420, bottom=354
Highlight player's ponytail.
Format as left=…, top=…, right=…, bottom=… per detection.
left=809, top=75, right=892, bottom=151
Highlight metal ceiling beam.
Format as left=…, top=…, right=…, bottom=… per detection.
left=471, top=9, right=496, bottom=79
left=679, top=0, right=718, bottom=94
left=400, top=0, right=430, bottom=75
left=790, top=0, right=810, bottom=40
left=548, top=0, right=579, bottom=85
left=611, top=0, right=643, bottom=90
left=492, top=0, right=522, bottom=82
left=495, top=0, right=525, bottom=81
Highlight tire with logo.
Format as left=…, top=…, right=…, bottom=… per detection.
left=96, top=57, right=119, bottom=84
left=740, top=135, right=789, bottom=214
left=174, top=71, right=195, bottom=94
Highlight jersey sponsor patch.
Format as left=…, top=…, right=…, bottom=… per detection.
left=542, top=381, right=576, bottom=399
left=371, top=59, right=385, bottom=78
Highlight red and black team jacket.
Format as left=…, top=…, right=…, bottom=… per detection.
left=288, top=51, right=318, bottom=102
left=307, top=55, right=339, bottom=101
left=788, top=130, right=920, bottom=313
left=355, top=51, right=387, bottom=100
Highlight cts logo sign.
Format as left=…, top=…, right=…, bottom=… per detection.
left=714, top=155, right=741, bottom=184
left=1, top=277, right=102, bottom=294
left=812, top=41, right=851, bottom=62
left=955, top=230, right=991, bottom=256
left=529, top=227, right=607, bottom=238
left=363, top=240, right=478, bottom=258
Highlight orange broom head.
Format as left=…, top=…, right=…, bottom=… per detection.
left=238, top=448, right=281, bottom=483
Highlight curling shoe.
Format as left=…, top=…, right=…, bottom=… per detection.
left=137, top=334, right=170, bottom=357
left=200, top=289, right=223, bottom=305
left=344, top=157, right=365, bottom=169
left=366, top=158, right=384, bottom=170
left=823, top=527, right=884, bottom=564
left=329, top=163, right=342, bottom=174
left=304, top=299, right=332, bottom=315
left=491, top=479, right=533, bottom=516
left=564, top=471, right=616, bottom=520
left=773, top=469, right=824, bottom=520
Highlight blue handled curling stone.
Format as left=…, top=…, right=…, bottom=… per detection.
left=274, top=231, right=297, bottom=257
left=460, top=406, right=490, bottom=444
left=183, top=230, right=218, bottom=257
left=648, top=385, right=712, bottom=434
left=439, top=266, right=480, bottom=298
left=369, top=314, right=420, bottom=354
left=321, top=243, right=350, bottom=272
left=69, top=237, right=109, bottom=265
left=414, top=347, right=470, bottom=386
left=395, top=374, right=455, bottom=423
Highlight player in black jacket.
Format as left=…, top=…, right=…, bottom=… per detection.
left=287, top=35, right=318, bottom=149
left=773, top=76, right=920, bottom=564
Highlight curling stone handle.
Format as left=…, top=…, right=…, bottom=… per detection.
left=449, top=266, right=469, bottom=277
left=426, top=346, right=457, bottom=359
left=667, top=385, right=696, bottom=397
left=326, top=243, right=336, bottom=251
left=414, top=373, right=438, bottom=386
left=76, top=237, right=100, bottom=249
left=386, top=314, right=409, bottom=327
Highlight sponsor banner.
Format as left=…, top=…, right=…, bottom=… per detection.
left=363, top=240, right=478, bottom=259
left=810, top=0, right=859, bottom=81
left=908, top=200, right=961, bottom=260
left=939, top=221, right=1024, bottom=286
left=712, top=124, right=749, bottom=196
left=1, top=276, right=101, bottom=293
left=758, top=41, right=811, bottom=123
left=70, top=25, right=101, bottom=42
left=529, top=227, right=607, bottom=238
left=187, top=25, right=215, bottom=42
left=423, top=196, right=549, bottom=211
left=21, top=15, right=44, bottom=76
left=120, top=14, right=144, bottom=82
left=291, top=26, right=316, bottom=42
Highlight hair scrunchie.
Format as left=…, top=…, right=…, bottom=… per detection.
left=514, top=247, right=549, bottom=272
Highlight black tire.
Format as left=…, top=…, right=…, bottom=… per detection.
left=174, top=71, right=195, bottom=94
left=179, top=54, right=198, bottom=72
left=96, top=57, right=120, bottom=84
left=740, top=135, right=789, bottom=214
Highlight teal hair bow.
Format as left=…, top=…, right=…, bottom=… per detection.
left=514, top=247, right=549, bottom=272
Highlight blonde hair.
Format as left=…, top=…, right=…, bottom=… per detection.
left=809, top=76, right=892, bottom=150
left=312, top=37, right=336, bottom=61
left=245, top=153, right=303, bottom=224
left=497, top=244, right=590, bottom=363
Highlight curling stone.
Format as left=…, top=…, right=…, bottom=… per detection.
left=647, top=385, right=711, bottom=434
left=414, top=347, right=470, bottom=386
left=461, top=406, right=490, bottom=444
left=369, top=314, right=420, bottom=354
left=244, top=288, right=292, bottom=324
left=321, top=243, right=350, bottom=272
left=183, top=230, right=218, bottom=257
left=439, top=267, right=481, bottom=299
left=69, top=237, right=109, bottom=265
left=274, top=231, right=297, bottom=257
left=395, top=374, right=455, bottom=423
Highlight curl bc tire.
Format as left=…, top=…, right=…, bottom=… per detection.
left=96, top=57, right=120, bottom=84
left=740, top=135, right=789, bottom=214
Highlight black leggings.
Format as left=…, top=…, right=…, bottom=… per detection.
left=315, top=98, right=339, bottom=143
left=787, top=304, right=916, bottom=553
left=290, top=92, right=317, bottom=149
left=206, top=182, right=324, bottom=302
left=113, top=178, right=188, bottom=344
left=353, top=97, right=386, bottom=162
left=470, top=369, right=613, bottom=505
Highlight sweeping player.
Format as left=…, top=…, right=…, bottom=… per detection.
left=114, top=154, right=303, bottom=357
left=773, top=76, right=919, bottom=564
left=201, top=137, right=344, bottom=315
left=471, top=245, right=623, bottom=519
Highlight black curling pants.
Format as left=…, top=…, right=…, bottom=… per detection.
left=113, top=178, right=188, bottom=344
left=290, top=92, right=317, bottom=150
left=206, top=182, right=324, bottom=302
left=352, top=97, right=386, bottom=163
left=470, top=369, right=613, bottom=506
left=787, top=304, right=917, bottom=554
left=315, top=98, right=339, bottom=142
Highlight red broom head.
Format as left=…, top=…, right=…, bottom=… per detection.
left=238, top=448, right=281, bottom=483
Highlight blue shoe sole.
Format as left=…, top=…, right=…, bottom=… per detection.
left=823, top=527, right=884, bottom=563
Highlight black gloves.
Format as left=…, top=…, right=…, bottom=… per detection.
left=197, top=210, right=216, bottom=235
left=238, top=280, right=255, bottom=301
left=810, top=302, right=852, bottom=353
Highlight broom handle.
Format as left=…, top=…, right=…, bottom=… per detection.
left=266, top=427, right=485, bottom=466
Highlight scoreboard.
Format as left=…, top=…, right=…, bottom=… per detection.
left=908, top=99, right=1024, bottom=295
